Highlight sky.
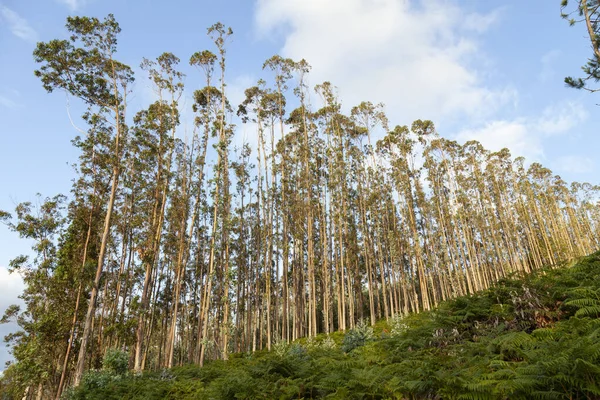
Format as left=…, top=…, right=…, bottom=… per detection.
left=0, top=0, right=598, bottom=371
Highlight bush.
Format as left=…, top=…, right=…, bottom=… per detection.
left=102, top=348, right=129, bottom=375
left=61, top=349, right=129, bottom=399
left=390, top=315, right=409, bottom=337
left=342, top=319, right=374, bottom=353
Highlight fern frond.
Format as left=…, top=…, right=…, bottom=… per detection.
left=574, top=306, right=600, bottom=318
left=531, top=328, right=559, bottom=341
left=488, top=360, right=511, bottom=369
left=530, top=390, right=568, bottom=399
left=565, top=298, right=599, bottom=307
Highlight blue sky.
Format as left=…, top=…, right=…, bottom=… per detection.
left=0, top=0, right=598, bottom=370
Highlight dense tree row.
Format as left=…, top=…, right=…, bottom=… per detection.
left=1, top=14, right=599, bottom=400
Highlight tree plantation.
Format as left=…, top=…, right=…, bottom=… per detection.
left=0, top=12, right=599, bottom=400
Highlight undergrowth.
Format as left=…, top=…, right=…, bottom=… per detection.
left=65, top=251, right=600, bottom=399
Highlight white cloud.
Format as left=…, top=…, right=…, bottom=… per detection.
left=456, top=120, right=540, bottom=160
left=454, top=100, right=588, bottom=162
left=0, top=268, right=24, bottom=311
left=462, top=8, right=503, bottom=33
left=56, top=0, right=86, bottom=12
left=0, top=267, right=24, bottom=373
left=0, top=95, right=18, bottom=109
left=539, top=50, right=561, bottom=82
left=254, top=0, right=511, bottom=126
left=554, top=155, right=594, bottom=174
left=0, top=6, right=38, bottom=43
left=537, top=101, right=588, bottom=135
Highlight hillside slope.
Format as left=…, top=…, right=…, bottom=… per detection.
left=65, top=252, right=600, bottom=400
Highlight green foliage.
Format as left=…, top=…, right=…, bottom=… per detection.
left=341, top=319, right=374, bottom=353
left=33, top=14, right=134, bottom=107
left=102, top=348, right=129, bottom=375
left=390, top=315, right=409, bottom=337
left=62, top=349, right=129, bottom=399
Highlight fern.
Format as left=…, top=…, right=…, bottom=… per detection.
left=531, top=328, right=558, bottom=341
left=565, top=298, right=599, bottom=307
left=565, top=294, right=600, bottom=318
left=529, top=390, right=567, bottom=400
left=574, top=305, right=600, bottom=318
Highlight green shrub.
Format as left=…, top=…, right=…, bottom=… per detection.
left=102, top=348, right=129, bottom=375
left=342, top=319, right=374, bottom=353
left=390, top=315, right=409, bottom=337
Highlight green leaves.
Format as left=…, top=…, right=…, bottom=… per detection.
left=341, top=320, right=374, bottom=353
left=34, top=14, right=133, bottom=108
left=0, top=304, right=21, bottom=324
left=564, top=287, right=600, bottom=317
left=102, top=348, right=129, bottom=375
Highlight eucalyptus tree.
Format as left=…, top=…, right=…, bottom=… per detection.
left=189, top=48, right=219, bottom=362
left=286, top=59, right=321, bottom=337
left=512, top=157, right=557, bottom=267
left=33, top=14, right=134, bottom=385
left=278, top=103, right=310, bottom=339
left=198, top=22, right=234, bottom=366
left=314, top=82, right=339, bottom=331
left=459, top=141, right=494, bottom=289
left=229, top=143, right=253, bottom=352
left=55, top=120, right=110, bottom=398
left=261, top=88, right=285, bottom=347
left=314, top=86, right=363, bottom=331
left=238, top=81, right=283, bottom=349
left=160, top=138, right=191, bottom=369
left=314, top=81, right=344, bottom=333
left=570, top=182, right=600, bottom=251
left=484, top=149, right=531, bottom=275
left=262, top=55, right=294, bottom=342
left=350, top=101, right=389, bottom=323
left=527, top=163, right=582, bottom=263
left=128, top=52, right=184, bottom=371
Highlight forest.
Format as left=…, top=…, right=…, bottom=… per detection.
left=1, top=1, right=599, bottom=398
